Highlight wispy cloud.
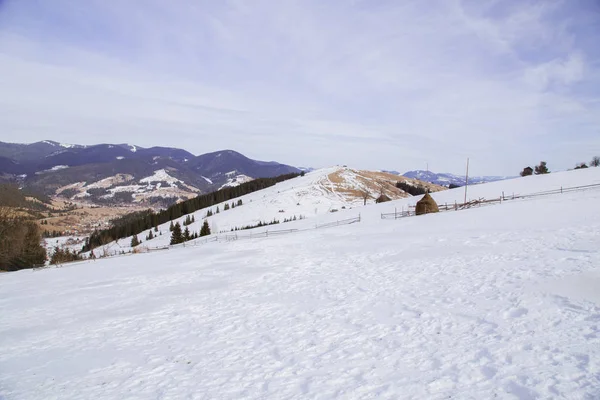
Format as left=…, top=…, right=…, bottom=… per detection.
left=0, top=0, right=598, bottom=174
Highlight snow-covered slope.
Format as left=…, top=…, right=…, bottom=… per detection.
left=2, top=168, right=600, bottom=399
left=83, top=166, right=444, bottom=256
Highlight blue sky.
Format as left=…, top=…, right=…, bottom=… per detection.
left=0, top=0, right=599, bottom=175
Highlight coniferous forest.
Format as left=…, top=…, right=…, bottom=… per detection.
left=82, top=173, right=299, bottom=252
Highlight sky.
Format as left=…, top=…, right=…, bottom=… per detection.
left=0, top=0, right=599, bottom=175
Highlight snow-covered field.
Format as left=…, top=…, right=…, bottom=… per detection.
left=1, top=168, right=600, bottom=399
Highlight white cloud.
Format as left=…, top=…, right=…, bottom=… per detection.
left=0, top=0, right=598, bottom=175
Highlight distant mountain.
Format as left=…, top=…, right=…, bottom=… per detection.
left=401, top=170, right=513, bottom=187
left=0, top=141, right=300, bottom=206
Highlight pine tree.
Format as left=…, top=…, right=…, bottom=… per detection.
left=591, top=156, right=600, bottom=167
left=216, top=206, right=220, bottom=214
left=170, top=222, right=183, bottom=245
left=154, top=225, right=158, bottom=232
left=237, top=199, right=243, bottom=206
left=183, top=227, right=191, bottom=241
left=191, top=215, right=195, bottom=223
left=534, top=161, right=549, bottom=175
left=224, top=203, right=230, bottom=211
left=200, top=220, right=211, bottom=237
left=184, top=215, right=191, bottom=226
left=147, top=230, right=154, bottom=240
left=169, top=221, right=174, bottom=232
left=131, top=235, right=140, bottom=247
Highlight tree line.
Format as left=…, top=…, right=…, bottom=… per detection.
left=0, top=207, right=46, bottom=271
left=521, top=157, right=599, bottom=176
left=82, top=173, right=300, bottom=252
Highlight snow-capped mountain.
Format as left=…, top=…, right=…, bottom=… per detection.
left=0, top=141, right=300, bottom=205
left=402, top=170, right=513, bottom=187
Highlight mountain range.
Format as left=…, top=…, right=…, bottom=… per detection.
left=400, top=170, right=513, bottom=187
left=0, top=140, right=300, bottom=207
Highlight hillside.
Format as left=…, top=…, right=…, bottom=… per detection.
left=82, top=166, right=446, bottom=256
left=1, top=168, right=599, bottom=398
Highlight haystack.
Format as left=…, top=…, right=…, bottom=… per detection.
left=376, top=194, right=391, bottom=203
left=415, top=192, right=439, bottom=215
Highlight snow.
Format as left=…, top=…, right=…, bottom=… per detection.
left=201, top=176, right=213, bottom=184
left=129, top=144, right=137, bottom=153
left=2, top=168, right=600, bottom=399
left=116, top=156, right=125, bottom=160
left=60, top=143, right=76, bottom=149
left=218, top=174, right=253, bottom=190
left=139, top=169, right=182, bottom=185
left=41, top=140, right=57, bottom=146
left=49, top=165, right=69, bottom=171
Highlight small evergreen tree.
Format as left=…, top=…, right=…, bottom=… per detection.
left=192, top=215, right=195, bottom=223
left=237, top=199, right=243, bottom=206
left=520, top=167, right=533, bottom=177
left=170, top=222, right=183, bottom=245
left=183, top=227, right=191, bottom=241
left=200, top=220, right=211, bottom=237
left=131, top=235, right=140, bottom=247
left=224, top=203, right=230, bottom=211
left=591, top=156, right=600, bottom=167
left=534, top=161, right=549, bottom=175
left=216, top=206, right=220, bottom=214
left=169, top=221, right=174, bottom=231
left=147, top=230, right=154, bottom=240
left=154, top=225, right=158, bottom=232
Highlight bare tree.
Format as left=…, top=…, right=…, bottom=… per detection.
left=591, top=156, right=600, bottom=167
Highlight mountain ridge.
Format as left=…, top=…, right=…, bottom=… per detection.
left=0, top=140, right=301, bottom=206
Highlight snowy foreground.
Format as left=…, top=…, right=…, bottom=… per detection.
left=2, top=171, right=600, bottom=399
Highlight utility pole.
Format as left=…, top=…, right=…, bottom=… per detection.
left=464, top=157, right=469, bottom=204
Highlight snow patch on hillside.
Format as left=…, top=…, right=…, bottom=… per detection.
left=140, top=169, right=181, bottom=185
left=218, top=174, right=253, bottom=190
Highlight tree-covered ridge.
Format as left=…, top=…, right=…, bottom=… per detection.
left=83, top=172, right=300, bottom=251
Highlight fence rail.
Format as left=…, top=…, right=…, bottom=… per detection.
left=382, top=182, right=600, bottom=220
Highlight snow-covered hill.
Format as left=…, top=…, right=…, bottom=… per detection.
left=2, top=168, right=600, bottom=398
left=82, top=166, right=445, bottom=256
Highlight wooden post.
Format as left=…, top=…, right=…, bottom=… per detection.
left=464, top=157, right=469, bottom=204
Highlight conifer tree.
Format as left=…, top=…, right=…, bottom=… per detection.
left=169, top=221, right=174, bottom=232
left=154, top=225, right=158, bottom=232
left=131, top=235, right=140, bottom=247
left=147, top=230, right=154, bottom=240
left=192, top=215, right=195, bottom=223
left=237, top=199, right=243, bottom=206
left=170, top=222, right=183, bottom=245
left=216, top=206, right=220, bottom=214
left=534, top=161, right=550, bottom=175
left=200, top=220, right=211, bottom=237
left=183, top=227, right=191, bottom=241
left=224, top=203, right=230, bottom=211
